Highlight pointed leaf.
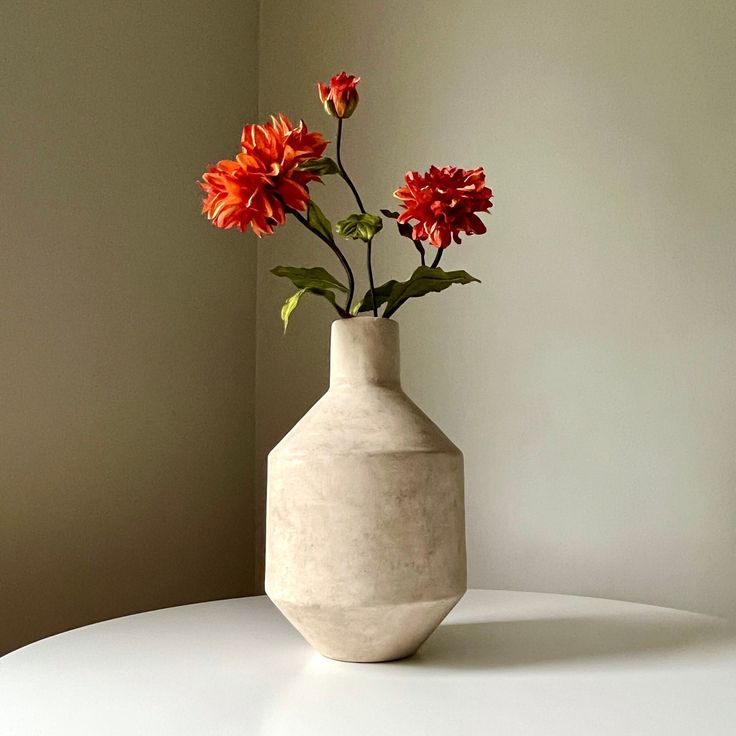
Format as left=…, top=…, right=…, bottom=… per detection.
left=336, top=213, right=383, bottom=242
left=307, top=201, right=334, bottom=242
left=382, top=210, right=416, bottom=241
left=271, top=265, right=348, bottom=293
left=280, top=287, right=345, bottom=333
left=297, top=157, right=340, bottom=175
left=383, top=266, right=481, bottom=317
left=356, top=279, right=399, bottom=313
left=280, top=289, right=308, bottom=332
left=397, top=221, right=415, bottom=240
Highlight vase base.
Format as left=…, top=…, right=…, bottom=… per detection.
left=269, top=592, right=465, bottom=663
left=317, top=648, right=419, bottom=664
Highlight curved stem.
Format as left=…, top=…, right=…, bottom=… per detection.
left=383, top=296, right=406, bottom=320
left=336, top=117, right=380, bottom=317
left=414, top=239, right=426, bottom=266
left=286, top=205, right=355, bottom=313
left=336, top=118, right=365, bottom=214
left=383, top=247, right=447, bottom=319
left=366, top=238, right=377, bottom=317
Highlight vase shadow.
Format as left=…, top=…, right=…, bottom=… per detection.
left=400, top=614, right=736, bottom=671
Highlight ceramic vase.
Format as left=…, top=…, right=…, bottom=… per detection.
left=265, top=316, right=466, bottom=662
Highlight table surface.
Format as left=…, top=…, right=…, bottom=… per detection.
left=2, top=589, right=735, bottom=735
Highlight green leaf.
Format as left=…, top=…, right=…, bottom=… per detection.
left=280, top=289, right=307, bottom=332
left=397, top=221, right=415, bottom=240
left=336, top=213, right=383, bottom=242
left=356, top=279, right=399, bottom=313
left=280, top=288, right=344, bottom=332
left=349, top=301, right=363, bottom=316
left=383, top=266, right=481, bottom=317
left=272, top=265, right=349, bottom=331
left=307, top=201, right=334, bottom=242
left=271, top=265, right=348, bottom=293
left=297, top=157, right=340, bottom=175
left=381, top=208, right=415, bottom=241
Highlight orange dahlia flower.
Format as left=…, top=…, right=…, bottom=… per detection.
left=317, top=72, right=360, bottom=119
left=394, top=166, right=493, bottom=249
left=199, top=114, right=328, bottom=236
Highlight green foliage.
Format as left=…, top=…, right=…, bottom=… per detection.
left=297, top=157, right=340, bottom=175
left=271, top=265, right=349, bottom=331
left=380, top=208, right=418, bottom=243
left=382, top=266, right=481, bottom=317
left=356, top=279, right=399, bottom=314
left=280, top=288, right=343, bottom=332
left=307, top=201, right=334, bottom=242
left=336, top=213, right=383, bottom=242
left=271, top=265, right=347, bottom=293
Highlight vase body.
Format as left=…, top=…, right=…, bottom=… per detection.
left=265, top=317, right=466, bottom=662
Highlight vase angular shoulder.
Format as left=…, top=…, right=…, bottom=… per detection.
left=265, top=317, right=467, bottom=662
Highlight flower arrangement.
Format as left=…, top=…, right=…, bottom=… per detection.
left=199, top=72, right=493, bottom=330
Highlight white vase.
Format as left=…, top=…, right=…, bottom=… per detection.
left=265, top=316, right=466, bottom=662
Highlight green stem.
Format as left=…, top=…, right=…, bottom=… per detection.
left=415, top=239, right=426, bottom=266
left=336, top=118, right=365, bottom=214
left=366, top=238, right=377, bottom=317
left=286, top=205, right=355, bottom=314
left=336, top=118, right=380, bottom=317
left=383, top=296, right=406, bottom=320
left=384, top=246, right=443, bottom=319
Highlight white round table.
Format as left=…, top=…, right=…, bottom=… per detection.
left=2, top=590, right=735, bottom=735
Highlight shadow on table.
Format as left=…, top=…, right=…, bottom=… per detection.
left=403, top=614, right=736, bottom=671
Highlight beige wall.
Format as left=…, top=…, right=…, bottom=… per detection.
left=3, top=1, right=734, bottom=654
left=256, top=0, right=736, bottom=617
left=0, top=1, right=260, bottom=654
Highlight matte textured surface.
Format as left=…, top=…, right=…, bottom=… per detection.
left=255, top=0, right=736, bottom=618
left=266, top=318, right=466, bottom=661
left=0, top=0, right=261, bottom=654
left=2, top=589, right=735, bottom=735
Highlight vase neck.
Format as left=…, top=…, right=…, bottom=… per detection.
left=330, top=317, right=400, bottom=388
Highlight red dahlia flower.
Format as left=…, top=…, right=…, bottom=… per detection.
left=317, top=72, right=360, bottom=119
left=199, top=114, right=327, bottom=236
left=394, top=166, right=493, bottom=249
